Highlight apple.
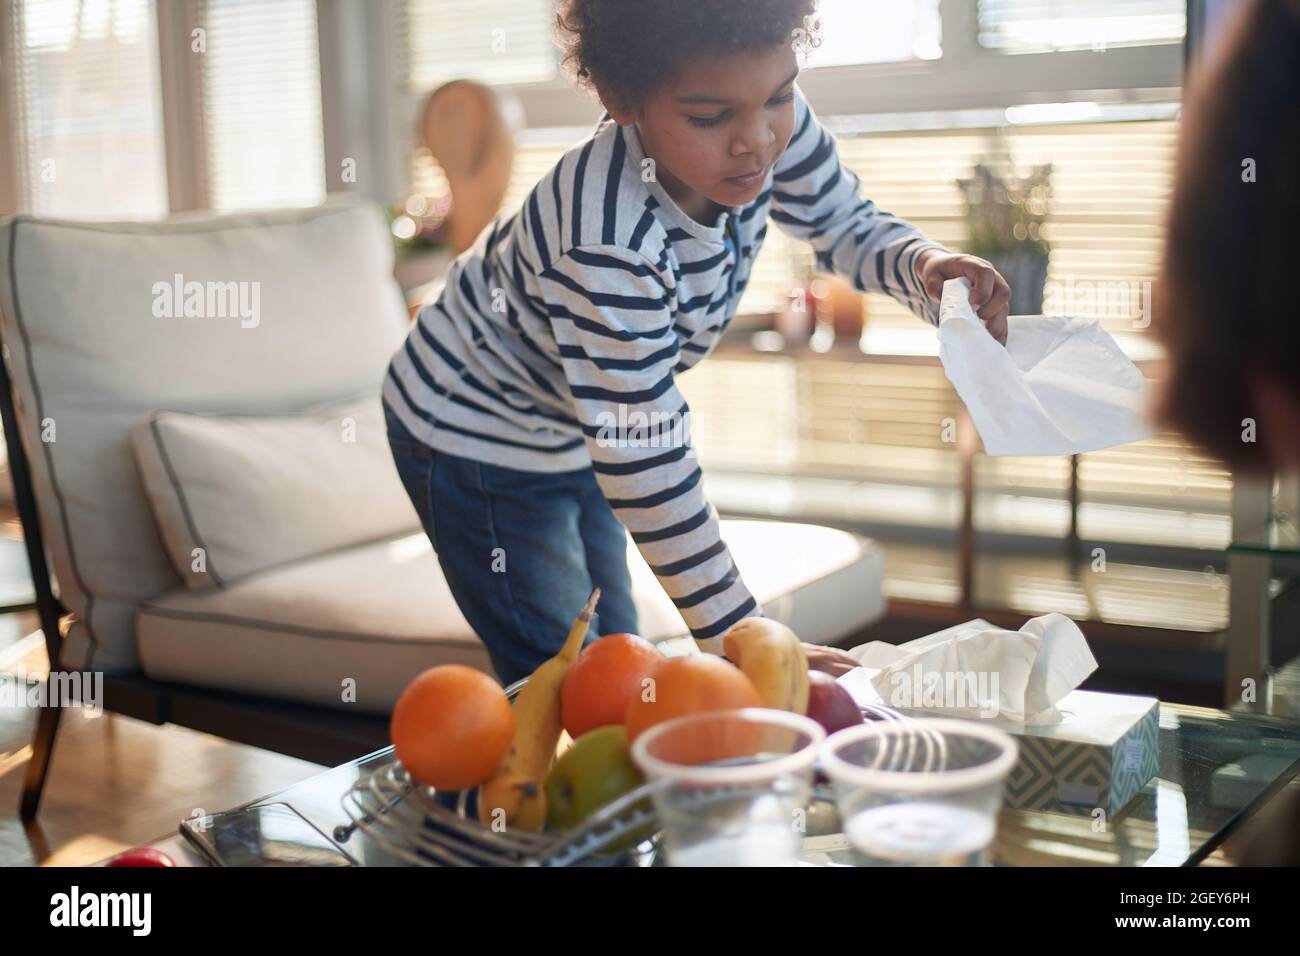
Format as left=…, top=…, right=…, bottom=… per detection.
left=544, top=725, right=648, bottom=848
left=806, top=671, right=864, bottom=735
left=105, top=847, right=175, bottom=867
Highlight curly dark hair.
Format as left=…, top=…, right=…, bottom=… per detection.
left=556, top=0, right=821, bottom=110
left=1151, top=0, right=1300, bottom=469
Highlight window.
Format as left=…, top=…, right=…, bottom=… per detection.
left=810, top=0, right=942, bottom=67
left=394, top=0, right=952, bottom=182
left=398, top=0, right=944, bottom=92
left=682, top=357, right=964, bottom=489
left=682, top=111, right=1230, bottom=578
left=739, top=111, right=1180, bottom=335
left=400, top=0, right=557, bottom=90
left=977, top=0, right=1187, bottom=54
left=7, top=0, right=167, bottom=218
left=410, top=131, right=572, bottom=223
left=194, top=0, right=326, bottom=211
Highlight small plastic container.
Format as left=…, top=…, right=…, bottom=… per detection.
left=820, top=718, right=1018, bottom=866
left=630, top=708, right=825, bottom=867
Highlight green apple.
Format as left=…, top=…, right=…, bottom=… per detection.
left=544, top=725, right=646, bottom=838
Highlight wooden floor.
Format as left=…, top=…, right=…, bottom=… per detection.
left=0, top=617, right=324, bottom=866
left=0, top=708, right=324, bottom=867
left=0, top=505, right=327, bottom=867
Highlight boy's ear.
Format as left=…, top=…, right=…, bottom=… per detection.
left=593, top=82, right=639, bottom=125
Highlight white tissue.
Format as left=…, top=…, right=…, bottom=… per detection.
left=937, top=278, right=1153, bottom=456
left=841, top=612, right=1098, bottom=724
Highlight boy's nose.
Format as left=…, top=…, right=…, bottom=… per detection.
left=731, top=119, right=776, bottom=159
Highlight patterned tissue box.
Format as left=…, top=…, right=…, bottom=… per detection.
left=984, top=689, right=1159, bottom=818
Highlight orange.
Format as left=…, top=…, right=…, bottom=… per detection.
left=561, top=633, right=662, bottom=738
left=624, top=655, right=761, bottom=745
left=390, top=665, right=514, bottom=791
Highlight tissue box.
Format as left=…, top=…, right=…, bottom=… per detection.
left=840, top=612, right=1158, bottom=817
left=981, top=690, right=1159, bottom=818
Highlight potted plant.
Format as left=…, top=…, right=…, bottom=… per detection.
left=956, top=162, right=1053, bottom=316
left=387, top=193, right=454, bottom=293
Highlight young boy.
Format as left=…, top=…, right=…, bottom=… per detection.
left=383, top=0, right=1011, bottom=685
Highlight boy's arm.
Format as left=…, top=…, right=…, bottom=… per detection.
left=537, top=245, right=761, bottom=644
left=769, top=87, right=949, bottom=327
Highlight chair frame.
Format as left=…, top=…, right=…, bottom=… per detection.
left=0, top=333, right=390, bottom=821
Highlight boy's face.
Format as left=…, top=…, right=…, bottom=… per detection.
left=606, top=43, right=800, bottom=218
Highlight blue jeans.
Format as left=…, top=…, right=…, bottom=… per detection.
left=385, top=405, right=639, bottom=686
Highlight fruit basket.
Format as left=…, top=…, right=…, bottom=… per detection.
left=338, top=587, right=924, bottom=866
left=336, top=676, right=661, bottom=867
left=336, top=676, right=916, bottom=867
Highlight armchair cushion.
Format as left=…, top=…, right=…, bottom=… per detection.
left=131, top=397, right=420, bottom=589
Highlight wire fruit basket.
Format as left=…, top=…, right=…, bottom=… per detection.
left=336, top=678, right=917, bottom=866
left=337, top=676, right=662, bottom=866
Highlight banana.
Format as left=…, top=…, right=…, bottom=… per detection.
left=722, top=618, right=809, bottom=714
left=478, top=589, right=599, bottom=832
left=477, top=773, right=547, bottom=832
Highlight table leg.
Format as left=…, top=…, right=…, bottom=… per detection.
left=958, top=407, right=976, bottom=612
left=1226, top=474, right=1274, bottom=711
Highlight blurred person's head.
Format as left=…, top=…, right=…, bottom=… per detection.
left=1150, top=0, right=1300, bottom=471
left=1159, top=0, right=1300, bottom=869
left=555, top=0, right=819, bottom=217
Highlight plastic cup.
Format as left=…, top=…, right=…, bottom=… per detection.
left=630, top=708, right=825, bottom=867
left=820, top=718, right=1018, bottom=866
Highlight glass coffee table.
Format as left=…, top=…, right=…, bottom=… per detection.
left=144, top=701, right=1300, bottom=867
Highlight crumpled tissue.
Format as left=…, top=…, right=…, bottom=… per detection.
left=937, top=278, right=1153, bottom=456
left=837, top=612, right=1099, bottom=724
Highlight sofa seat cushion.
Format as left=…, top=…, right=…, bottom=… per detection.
left=136, top=519, right=884, bottom=714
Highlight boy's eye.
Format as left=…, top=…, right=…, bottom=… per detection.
left=685, top=91, right=794, bottom=129
left=687, top=112, right=728, bottom=129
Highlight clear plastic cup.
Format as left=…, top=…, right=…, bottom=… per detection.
left=820, top=718, right=1018, bottom=867
left=630, top=708, right=826, bottom=867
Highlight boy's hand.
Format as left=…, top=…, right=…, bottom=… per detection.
left=802, top=642, right=861, bottom=678
left=916, top=250, right=1012, bottom=346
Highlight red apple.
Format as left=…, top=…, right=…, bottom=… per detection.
left=105, top=847, right=175, bottom=868
left=806, top=671, right=864, bottom=734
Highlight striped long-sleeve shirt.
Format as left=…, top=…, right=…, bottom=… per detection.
left=383, top=86, right=948, bottom=641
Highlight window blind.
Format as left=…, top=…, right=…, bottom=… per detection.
left=399, top=0, right=558, bottom=91
left=681, top=356, right=1231, bottom=552
left=409, top=131, right=574, bottom=239
left=679, top=359, right=961, bottom=485
left=8, top=0, right=167, bottom=218
left=677, top=110, right=1217, bottom=549
left=192, top=0, right=325, bottom=211
left=977, top=0, right=1186, bottom=54
left=755, top=116, right=1181, bottom=334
